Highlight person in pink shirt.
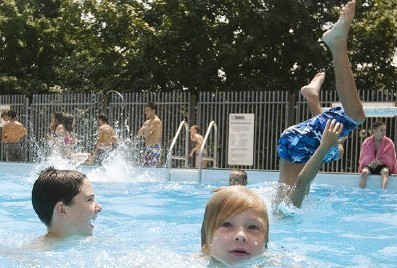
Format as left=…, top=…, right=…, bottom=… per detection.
left=358, top=121, right=397, bottom=189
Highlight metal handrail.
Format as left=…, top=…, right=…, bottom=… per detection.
left=198, top=121, right=218, bottom=184
left=166, top=120, right=189, bottom=180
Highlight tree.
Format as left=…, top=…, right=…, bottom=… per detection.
left=0, top=0, right=396, bottom=94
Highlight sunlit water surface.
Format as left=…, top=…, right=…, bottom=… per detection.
left=0, top=161, right=396, bottom=267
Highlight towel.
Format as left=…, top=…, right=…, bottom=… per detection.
left=358, top=136, right=397, bottom=174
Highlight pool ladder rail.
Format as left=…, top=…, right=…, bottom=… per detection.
left=167, top=120, right=218, bottom=183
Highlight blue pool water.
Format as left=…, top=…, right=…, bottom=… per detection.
left=0, top=162, right=397, bottom=267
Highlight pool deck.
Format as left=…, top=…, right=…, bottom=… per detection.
left=0, top=162, right=395, bottom=190
left=170, top=168, right=397, bottom=190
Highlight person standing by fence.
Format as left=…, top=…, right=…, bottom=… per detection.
left=189, top=125, right=207, bottom=168
left=1, top=109, right=27, bottom=161
left=93, top=113, right=118, bottom=164
left=137, top=102, right=163, bottom=167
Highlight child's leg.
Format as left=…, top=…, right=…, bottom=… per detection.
left=278, top=159, right=305, bottom=188
left=380, top=168, right=389, bottom=189
left=300, top=72, right=325, bottom=116
left=359, top=168, right=370, bottom=188
left=322, top=0, right=365, bottom=124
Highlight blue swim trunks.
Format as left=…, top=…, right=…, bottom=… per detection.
left=277, top=107, right=360, bottom=163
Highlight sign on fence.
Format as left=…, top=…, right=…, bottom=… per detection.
left=227, top=114, right=255, bottom=166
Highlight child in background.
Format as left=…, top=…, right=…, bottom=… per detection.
left=228, top=169, right=248, bottom=186
left=201, top=186, right=269, bottom=266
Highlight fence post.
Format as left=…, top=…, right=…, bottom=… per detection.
left=287, top=91, right=296, bottom=127
left=189, top=92, right=198, bottom=124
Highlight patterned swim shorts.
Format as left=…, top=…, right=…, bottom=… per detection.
left=143, top=144, right=161, bottom=167
left=277, top=107, right=360, bottom=163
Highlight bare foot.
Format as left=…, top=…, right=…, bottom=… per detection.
left=300, top=72, right=325, bottom=98
left=300, top=72, right=325, bottom=106
left=322, top=0, right=356, bottom=50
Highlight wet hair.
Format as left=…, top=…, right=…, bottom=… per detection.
left=6, top=109, right=16, bottom=119
left=191, top=125, right=200, bottom=133
left=201, top=186, right=269, bottom=253
left=229, top=169, right=248, bottom=186
left=97, top=113, right=109, bottom=124
left=372, top=121, right=386, bottom=131
left=63, top=113, right=74, bottom=132
left=31, top=167, right=86, bottom=226
left=53, top=112, right=64, bottom=129
left=145, top=102, right=157, bottom=113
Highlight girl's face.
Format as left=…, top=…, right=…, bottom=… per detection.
left=208, top=208, right=267, bottom=265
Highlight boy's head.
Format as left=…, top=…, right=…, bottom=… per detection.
left=190, top=125, right=200, bottom=134
left=372, top=121, right=386, bottom=140
left=32, top=167, right=102, bottom=236
left=6, top=109, right=16, bottom=119
left=229, top=169, right=248, bottom=186
left=201, top=186, right=269, bottom=264
left=97, top=113, right=109, bottom=125
left=144, top=102, right=157, bottom=118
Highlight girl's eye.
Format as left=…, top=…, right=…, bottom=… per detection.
left=248, top=225, right=260, bottom=231
left=220, top=222, right=232, bottom=228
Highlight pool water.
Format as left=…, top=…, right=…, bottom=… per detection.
left=0, top=162, right=397, bottom=267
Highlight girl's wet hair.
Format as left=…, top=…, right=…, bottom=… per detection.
left=201, top=186, right=269, bottom=253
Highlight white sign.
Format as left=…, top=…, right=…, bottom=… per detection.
left=228, top=114, right=255, bottom=166
left=0, top=105, right=11, bottom=127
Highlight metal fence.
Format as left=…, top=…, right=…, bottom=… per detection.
left=1, top=89, right=397, bottom=173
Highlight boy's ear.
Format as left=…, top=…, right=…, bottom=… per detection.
left=53, top=201, right=67, bottom=217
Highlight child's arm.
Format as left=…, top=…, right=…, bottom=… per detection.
left=290, top=119, right=344, bottom=207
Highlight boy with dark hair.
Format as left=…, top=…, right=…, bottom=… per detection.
left=137, top=102, right=163, bottom=166
left=31, top=167, right=102, bottom=250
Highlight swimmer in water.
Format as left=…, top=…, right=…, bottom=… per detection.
left=275, top=0, right=365, bottom=208
left=30, top=167, right=102, bottom=250
left=201, top=186, right=269, bottom=266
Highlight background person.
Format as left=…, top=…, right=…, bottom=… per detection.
left=189, top=125, right=207, bottom=168
left=358, top=121, right=397, bottom=189
left=30, top=167, right=102, bottom=251
left=1, top=109, right=27, bottom=161
left=48, top=112, right=75, bottom=158
left=93, top=113, right=118, bottom=164
left=229, top=169, right=248, bottom=186
left=137, top=102, right=163, bottom=167
left=201, top=186, right=269, bottom=266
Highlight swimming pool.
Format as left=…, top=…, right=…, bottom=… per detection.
left=0, top=162, right=396, bottom=267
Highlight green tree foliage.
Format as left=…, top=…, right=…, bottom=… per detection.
left=0, top=0, right=396, bottom=94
